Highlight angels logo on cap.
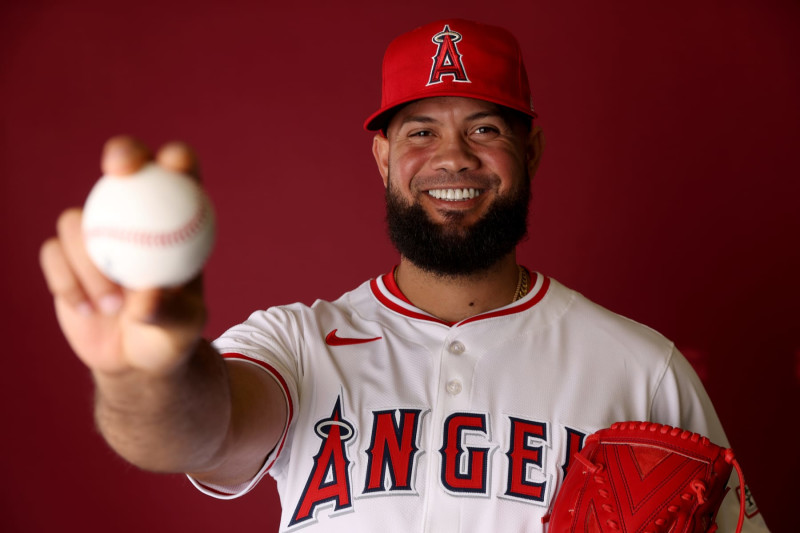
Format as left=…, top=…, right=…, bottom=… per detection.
left=364, top=18, right=536, bottom=131
left=428, top=25, right=470, bottom=85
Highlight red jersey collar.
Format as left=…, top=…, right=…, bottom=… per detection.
left=370, top=266, right=550, bottom=327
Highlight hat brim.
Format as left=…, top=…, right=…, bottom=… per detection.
left=364, top=92, right=537, bottom=132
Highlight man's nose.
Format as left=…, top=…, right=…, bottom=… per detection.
left=429, top=135, right=479, bottom=173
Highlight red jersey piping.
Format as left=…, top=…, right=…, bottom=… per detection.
left=370, top=266, right=550, bottom=327
left=194, top=353, right=294, bottom=496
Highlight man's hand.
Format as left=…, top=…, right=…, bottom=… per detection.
left=39, top=136, right=230, bottom=473
left=40, top=137, right=286, bottom=483
left=40, top=136, right=206, bottom=377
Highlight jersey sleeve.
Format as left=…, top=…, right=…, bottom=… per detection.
left=649, top=346, right=728, bottom=443
left=187, top=306, right=306, bottom=500
left=650, top=347, right=770, bottom=532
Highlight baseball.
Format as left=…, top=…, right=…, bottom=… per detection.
left=81, top=163, right=216, bottom=289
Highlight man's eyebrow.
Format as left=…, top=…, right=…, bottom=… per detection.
left=399, top=115, right=438, bottom=127
left=398, top=110, right=506, bottom=127
left=466, top=110, right=506, bottom=123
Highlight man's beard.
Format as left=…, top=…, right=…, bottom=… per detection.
left=385, top=175, right=530, bottom=277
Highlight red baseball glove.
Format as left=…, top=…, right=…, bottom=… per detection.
left=546, top=422, right=746, bottom=533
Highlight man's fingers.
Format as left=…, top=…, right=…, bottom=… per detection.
left=101, top=135, right=151, bottom=176
left=126, top=278, right=206, bottom=330
left=101, top=137, right=200, bottom=182
left=40, top=237, right=92, bottom=315
left=56, top=208, right=123, bottom=315
left=44, top=136, right=202, bottom=319
left=156, top=141, right=201, bottom=182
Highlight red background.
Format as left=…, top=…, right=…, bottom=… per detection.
left=1, top=1, right=797, bottom=531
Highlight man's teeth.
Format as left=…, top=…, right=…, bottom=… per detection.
left=427, top=188, right=481, bottom=201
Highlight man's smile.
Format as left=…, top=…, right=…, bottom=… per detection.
left=426, top=188, right=483, bottom=201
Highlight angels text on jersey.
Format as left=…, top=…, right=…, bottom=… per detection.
left=288, top=394, right=588, bottom=529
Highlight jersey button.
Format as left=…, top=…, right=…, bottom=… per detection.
left=448, top=341, right=466, bottom=355
left=446, top=379, right=463, bottom=395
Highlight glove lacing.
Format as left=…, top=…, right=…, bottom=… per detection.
left=554, top=446, right=746, bottom=533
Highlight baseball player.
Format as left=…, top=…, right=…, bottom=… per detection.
left=40, top=18, right=769, bottom=532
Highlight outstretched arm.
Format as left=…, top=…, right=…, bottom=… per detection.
left=40, top=137, right=287, bottom=485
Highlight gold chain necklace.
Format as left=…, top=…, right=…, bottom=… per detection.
left=393, top=265, right=530, bottom=302
left=513, top=265, right=530, bottom=302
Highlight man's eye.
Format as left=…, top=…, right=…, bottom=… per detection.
left=409, top=130, right=432, bottom=138
left=474, top=126, right=499, bottom=135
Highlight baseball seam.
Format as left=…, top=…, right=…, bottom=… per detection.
left=84, top=188, right=210, bottom=247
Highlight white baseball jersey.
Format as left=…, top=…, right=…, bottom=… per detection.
left=190, top=270, right=769, bottom=532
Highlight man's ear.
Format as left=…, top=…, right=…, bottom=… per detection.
left=526, top=126, right=545, bottom=179
left=372, top=133, right=390, bottom=188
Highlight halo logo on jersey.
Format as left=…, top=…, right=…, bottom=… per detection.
left=428, top=24, right=470, bottom=85
left=289, top=397, right=355, bottom=527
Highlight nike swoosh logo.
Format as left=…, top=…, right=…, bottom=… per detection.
left=325, top=329, right=382, bottom=346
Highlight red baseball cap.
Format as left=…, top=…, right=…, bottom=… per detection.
left=364, top=19, right=536, bottom=131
